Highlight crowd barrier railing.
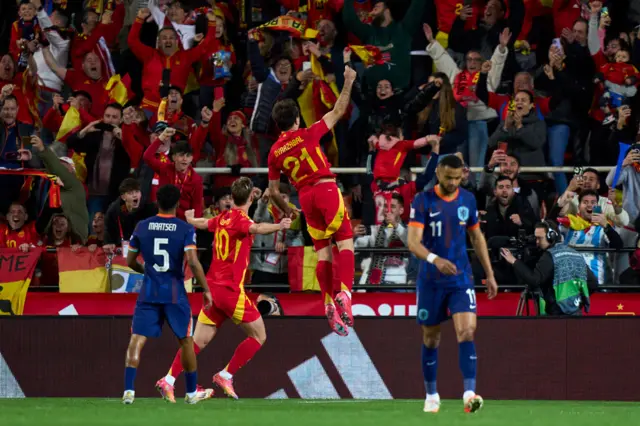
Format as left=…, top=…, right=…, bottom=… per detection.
left=29, top=245, right=639, bottom=291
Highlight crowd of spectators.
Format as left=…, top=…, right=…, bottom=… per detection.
left=0, top=0, right=639, bottom=290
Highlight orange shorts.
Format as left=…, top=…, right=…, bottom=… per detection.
left=299, top=181, right=353, bottom=250
left=197, top=284, right=261, bottom=327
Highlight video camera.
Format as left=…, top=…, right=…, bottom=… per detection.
left=488, top=230, right=537, bottom=264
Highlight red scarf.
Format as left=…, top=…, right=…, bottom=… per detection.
left=0, top=169, right=61, bottom=208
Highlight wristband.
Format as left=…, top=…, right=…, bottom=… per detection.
left=426, top=253, right=438, bottom=264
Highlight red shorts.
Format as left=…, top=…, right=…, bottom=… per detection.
left=197, top=283, right=261, bottom=327
left=299, top=181, right=353, bottom=250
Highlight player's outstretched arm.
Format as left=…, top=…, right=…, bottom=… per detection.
left=468, top=226, right=498, bottom=299
left=321, top=65, right=357, bottom=130
left=126, top=249, right=145, bottom=274
left=249, top=218, right=292, bottom=235
left=268, top=179, right=294, bottom=217
left=185, top=209, right=209, bottom=230
left=185, top=249, right=212, bottom=306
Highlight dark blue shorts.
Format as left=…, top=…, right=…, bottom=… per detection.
left=416, top=284, right=477, bottom=326
left=131, top=301, right=192, bottom=339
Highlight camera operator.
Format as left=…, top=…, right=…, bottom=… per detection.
left=500, top=221, right=597, bottom=316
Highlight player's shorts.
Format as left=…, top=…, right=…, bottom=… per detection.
left=299, top=181, right=353, bottom=250
left=132, top=300, right=193, bottom=339
left=197, top=284, right=261, bottom=327
left=416, top=284, right=477, bottom=326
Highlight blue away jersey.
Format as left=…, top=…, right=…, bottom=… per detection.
left=129, top=215, right=197, bottom=304
left=409, top=186, right=479, bottom=287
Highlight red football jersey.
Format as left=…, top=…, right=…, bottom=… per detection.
left=373, top=140, right=415, bottom=182
left=206, top=208, right=254, bottom=289
left=268, top=120, right=335, bottom=191
left=0, top=222, right=39, bottom=249
left=435, top=0, right=482, bottom=34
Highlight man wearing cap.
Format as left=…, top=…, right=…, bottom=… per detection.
left=30, top=135, right=89, bottom=243
left=342, top=0, right=425, bottom=90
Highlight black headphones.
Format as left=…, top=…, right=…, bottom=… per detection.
left=540, top=220, right=559, bottom=246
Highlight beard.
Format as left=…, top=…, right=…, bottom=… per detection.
left=372, top=14, right=385, bottom=27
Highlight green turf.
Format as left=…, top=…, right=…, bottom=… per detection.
left=0, top=399, right=639, bottom=426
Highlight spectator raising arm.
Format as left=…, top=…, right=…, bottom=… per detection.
left=143, top=128, right=176, bottom=174
left=42, top=46, right=67, bottom=81
left=342, top=0, right=375, bottom=44
left=127, top=9, right=156, bottom=62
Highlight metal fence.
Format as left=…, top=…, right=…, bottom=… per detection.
left=32, top=245, right=639, bottom=292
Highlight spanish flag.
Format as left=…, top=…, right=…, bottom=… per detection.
left=287, top=246, right=322, bottom=292
left=348, top=45, right=384, bottom=68
left=0, top=248, right=42, bottom=315
left=105, top=74, right=133, bottom=106
left=55, top=106, right=88, bottom=182
left=297, top=54, right=342, bottom=165
left=57, top=247, right=109, bottom=293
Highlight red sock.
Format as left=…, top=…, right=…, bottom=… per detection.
left=225, top=337, right=262, bottom=375
left=316, top=260, right=334, bottom=305
left=168, top=342, right=200, bottom=378
left=337, top=249, right=355, bottom=293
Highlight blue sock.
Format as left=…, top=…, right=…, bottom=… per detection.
left=185, top=371, right=197, bottom=394
left=459, top=341, right=477, bottom=393
left=124, top=367, right=137, bottom=391
left=421, top=345, right=438, bottom=395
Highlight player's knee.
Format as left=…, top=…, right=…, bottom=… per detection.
left=456, top=326, right=476, bottom=343
left=317, top=246, right=332, bottom=262
left=336, top=239, right=354, bottom=252
left=255, top=332, right=266, bottom=346
left=421, top=328, right=441, bottom=348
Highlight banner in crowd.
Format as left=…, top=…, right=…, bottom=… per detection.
left=21, top=292, right=640, bottom=316
left=57, top=248, right=109, bottom=293
left=287, top=246, right=322, bottom=292
left=1, top=317, right=638, bottom=401
left=0, top=248, right=41, bottom=315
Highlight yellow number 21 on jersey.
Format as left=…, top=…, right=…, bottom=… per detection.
left=283, top=147, right=326, bottom=183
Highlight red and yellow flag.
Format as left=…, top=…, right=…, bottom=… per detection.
left=57, top=247, right=109, bottom=293
left=0, top=248, right=42, bottom=315
left=348, top=45, right=384, bottom=68
left=297, top=54, right=342, bottom=165
left=287, top=246, right=322, bottom=292
left=105, top=74, right=133, bottom=106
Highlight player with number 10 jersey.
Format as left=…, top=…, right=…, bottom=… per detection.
left=267, top=66, right=358, bottom=337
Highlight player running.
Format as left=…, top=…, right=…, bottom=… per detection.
left=266, top=65, right=357, bottom=336
left=407, top=155, right=498, bottom=414
left=122, top=184, right=213, bottom=405
left=155, top=177, right=291, bottom=401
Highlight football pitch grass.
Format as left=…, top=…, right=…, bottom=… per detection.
left=1, top=399, right=639, bottom=426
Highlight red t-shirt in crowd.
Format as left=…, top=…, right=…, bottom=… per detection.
left=63, top=70, right=107, bottom=118
left=373, top=139, right=415, bottom=183
left=0, top=221, right=39, bottom=248
left=268, top=120, right=335, bottom=191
